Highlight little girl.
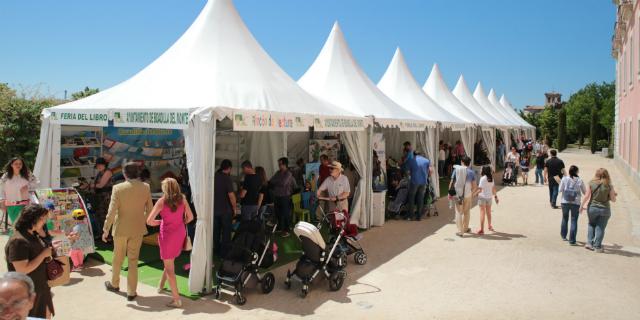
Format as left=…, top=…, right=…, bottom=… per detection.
left=68, top=208, right=91, bottom=271
left=474, top=166, right=498, bottom=235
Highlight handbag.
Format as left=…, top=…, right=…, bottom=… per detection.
left=45, top=256, right=65, bottom=281
left=47, top=256, right=70, bottom=287
left=182, top=208, right=192, bottom=251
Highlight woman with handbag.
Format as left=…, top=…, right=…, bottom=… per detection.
left=4, top=204, right=55, bottom=319
left=580, top=168, right=617, bottom=253
left=146, top=178, right=194, bottom=308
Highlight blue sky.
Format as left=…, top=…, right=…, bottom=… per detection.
left=0, top=0, right=615, bottom=109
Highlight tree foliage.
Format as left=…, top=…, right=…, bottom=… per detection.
left=539, top=107, right=558, bottom=147
left=71, top=86, right=99, bottom=100
left=564, top=81, right=614, bottom=146
left=590, top=107, right=598, bottom=154
left=557, top=108, right=567, bottom=151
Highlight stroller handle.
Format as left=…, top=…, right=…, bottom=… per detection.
left=316, top=199, right=348, bottom=229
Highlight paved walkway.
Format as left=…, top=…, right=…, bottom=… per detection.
left=2, top=148, right=639, bottom=319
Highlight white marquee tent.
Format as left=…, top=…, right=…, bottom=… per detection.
left=34, top=0, right=367, bottom=294
left=473, top=83, right=519, bottom=150
left=377, top=48, right=466, bottom=197
left=298, top=23, right=439, bottom=226
left=423, top=64, right=483, bottom=164
left=500, top=94, right=536, bottom=139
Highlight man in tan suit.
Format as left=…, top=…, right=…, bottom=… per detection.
left=102, top=162, right=153, bottom=301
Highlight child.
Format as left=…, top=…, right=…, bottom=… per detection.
left=520, top=155, right=530, bottom=185
left=68, top=208, right=90, bottom=271
left=474, top=165, right=498, bottom=234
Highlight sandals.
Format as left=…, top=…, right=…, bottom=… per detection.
left=166, top=300, right=183, bottom=308
left=488, top=226, right=495, bottom=232
left=476, top=229, right=484, bottom=235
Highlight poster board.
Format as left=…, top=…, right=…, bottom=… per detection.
left=33, top=188, right=95, bottom=256
left=308, top=139, right=340, bottom=163
left=372, top=133, right=387, bottom=191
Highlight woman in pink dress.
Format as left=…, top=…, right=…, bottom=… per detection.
left=146, top=178, right=194, bottom=308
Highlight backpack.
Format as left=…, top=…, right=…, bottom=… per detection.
left=563, top=178, right=578, bottom=202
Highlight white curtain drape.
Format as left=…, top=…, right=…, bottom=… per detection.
left=185, top=109, right=216, bottom=294
left=501, top=128, right=511, bottom=154
left=416, top=127, right=440, bottom=197
left=481, top=128, right=497, bottom=171
left=287, top=132, right=310, bottom=163
left=459, top=127, right=476, bottom=164
left=381, top=128, right=414, bottom=162
left=244, top=132, right=286, bottom=177
left=33, top=111, right=61, bottom=188
left=341, top=126, right=372, bottom=228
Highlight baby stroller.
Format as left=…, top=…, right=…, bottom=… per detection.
left=213, top=219, right=278, bottom=305
left=285, top=220, right=347, bottom=298
left=387, top=176, right=410, bottom=219
left=317, top=200, right=367, bottom=265
left=502, top=161, right=518, bottom=186
left=423, top=183, right=439, bottom=217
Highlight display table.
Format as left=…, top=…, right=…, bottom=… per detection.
left=371, top=190, right=386, bottom=227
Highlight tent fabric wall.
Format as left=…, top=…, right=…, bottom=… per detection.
left=184, top=109, right=216, bottom=293
left=244, top=132, right=286, bottom=178
left=341, top=127, right=372, bottom=228
left=416, top=127, right=440, bottom=197
left=382, top=128, right=415, bottom=161
left=33, top=112, right=61, bottom=188
left=481, top=128, right=497, bottom=171
left=459, top=127, right=476, bottom=164
left=287, top=132, right=310, bottom=164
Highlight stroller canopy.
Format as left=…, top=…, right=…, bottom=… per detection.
left=294, top=222, right=326, bottom=250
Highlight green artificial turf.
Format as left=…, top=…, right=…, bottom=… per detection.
left=90, top=228, right=307, bottom=299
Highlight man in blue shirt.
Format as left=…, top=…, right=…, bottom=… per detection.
left=403, top=150, right=431, bottom=221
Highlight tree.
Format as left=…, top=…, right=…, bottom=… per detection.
left=557, top=108, right=567, bottom=151
left=520, top=111, right=542, bottom=139
left=539, top=107, right=558, bottom=147
left=590, top=107, right=598, bottom=154
left=71, top=86, right=99, bottom=100
left=597, top=82, right=615, bottom=146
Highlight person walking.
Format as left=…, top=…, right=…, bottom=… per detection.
left=449, top=156, right=476, bottom=237
left=89, top=157, right=113, bottom=237
left=580, top=168, right=617, bottom=253
left=213, top=160, right=236, bottom=257
left=544, top=149, right=565, bottom=209
left=558, top=166, right=586, bottom=245
left=534, top=150, right=547, bottom=186
left=270, top=157, right=296, bottom=237
left=5, top=204, right=54, bottom=318
left=239, top=161, right=262, bottom=221
left=146, top=178, right=194, bottom=308
left=519, top=152, right=531, bottom=185
left=402, top=152, right=431, bottom=221
left=103, top=162, right=154, bottom=302
left=474, top=165, right=498, bottom=234
left=0, top=157, right=39, bottom=229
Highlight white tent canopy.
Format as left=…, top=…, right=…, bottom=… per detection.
left=378, top=48, right=464, bottom=126
left=452, top=75, right=504, bottom=127
left=488, top=89, right=526, bottom=128
left=473, top=82, right=520, bottom=128
left=298, top=22, right=429, bottom=130
left=35, top=0, right=367, bottom=296
left=499, top=94, right=533, bottom=128
left=423, top=64, right=484, bottom=126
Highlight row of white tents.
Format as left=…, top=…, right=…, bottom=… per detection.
left=33, top=0, right=534, bottom=293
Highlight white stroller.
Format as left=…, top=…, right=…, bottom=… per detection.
left=284, top=221, right=347, bottom=298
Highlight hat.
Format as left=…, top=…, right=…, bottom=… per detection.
left=43, top=200, right=56, bottom=211
left=328, top=161, right=343, bottom=172
left=72, top=209, right=86, bottom=219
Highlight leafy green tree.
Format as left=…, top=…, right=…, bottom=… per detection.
left=71, top=86, right=99, bottom=100
left=557, top=108, right=567, bottom=151
left=590, top=107, right=598, bottom=154
left=539, top=107, right=558, bottom=147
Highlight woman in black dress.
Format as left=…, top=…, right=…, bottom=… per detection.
left=5, top=204, right=55, bottom=318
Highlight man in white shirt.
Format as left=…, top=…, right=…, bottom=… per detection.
left=317, top=161, right=350, bottom=212
left=449, top=156, right=477, bottom=237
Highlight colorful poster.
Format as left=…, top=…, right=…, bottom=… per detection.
left=308, top=139, right=340, bottom=163
left=102, top=127, right=185, bottom=191
left=313, top=116, right=365, bottom=132
left=34, top=188, right=95, bottom=256
left=373, top=133, right=387, bottom=191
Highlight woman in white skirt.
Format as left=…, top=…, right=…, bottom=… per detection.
left=474, top=165, right=498, bottom=235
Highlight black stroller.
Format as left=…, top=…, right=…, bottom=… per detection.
left=316, top=200, right=367, bottom=265
left=285, top=220, right=347, bottom=298
left=387, top=176, right=410, bottom=219
left=423, top=183, right=439, bottom=217
left=213, top=219, right=278, bottom=305
left=502, top=161, right=518, bottom=186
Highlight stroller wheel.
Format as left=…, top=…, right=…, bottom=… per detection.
left=235, top=292, right=247, bottom=305
left=354, top=251, right=368, bottom=265
left=284, top=273, right=292, bottom=289
left=300, top=284, right=309, bottom=298
left=261, top=272, right=275, bottom=294
left=213, top=286, right=221, bottom=300
left=329, top=271, right=345, bottom=291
